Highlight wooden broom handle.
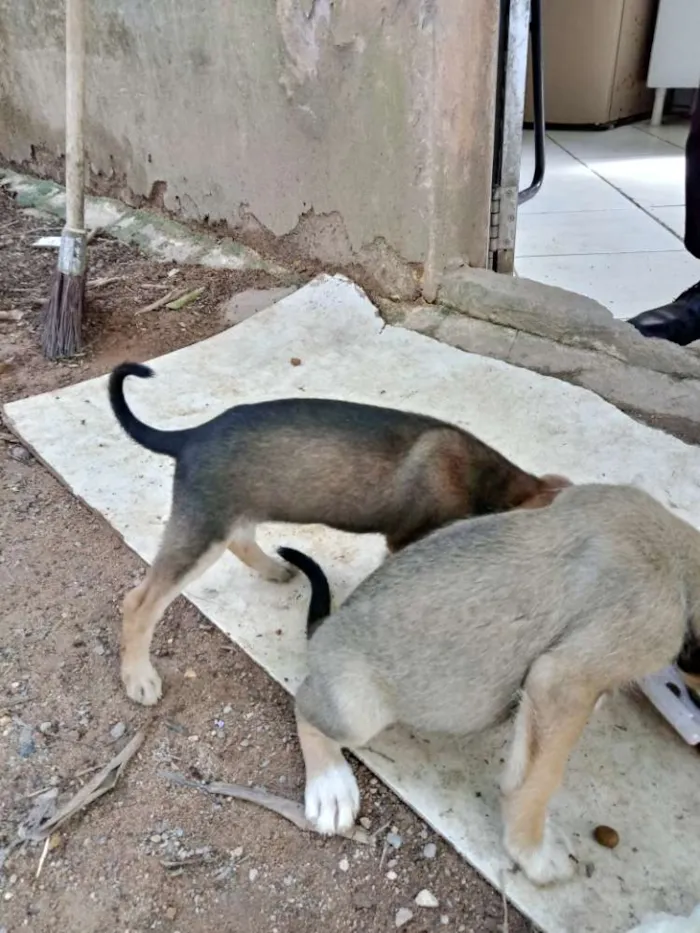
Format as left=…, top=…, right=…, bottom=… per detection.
left=65, top=0, right=86, bottom=232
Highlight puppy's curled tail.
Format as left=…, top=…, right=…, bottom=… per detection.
left=108, top=362, right=188, bottom=458
left=277, top=546, right=331, bottom=637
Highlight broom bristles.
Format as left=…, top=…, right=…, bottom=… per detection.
left=41, top=267, right=86, bottom=360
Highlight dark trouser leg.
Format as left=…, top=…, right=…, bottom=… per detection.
left=685, top=92, right=700, bottom=258
left=627, top=91, right=700, bottom=345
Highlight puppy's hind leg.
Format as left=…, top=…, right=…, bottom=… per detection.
left=296, top=714, right=361, bottom=835
left=228, top=522, right=296, bottom=583
left=121, top=512, right=228, bottom=706
left=296, top=674, right=394, bottom=835
left=500, top=653, right=599, bottom=886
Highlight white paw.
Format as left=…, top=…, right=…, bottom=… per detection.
left=122, top=658, right=162, bottom=706
left=305, top=762, right=360, bottom=835
left=505, top=823, right=577, bottom=886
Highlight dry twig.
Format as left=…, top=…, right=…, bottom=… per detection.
left=88, top=275, right=123, bottom=289
left=21, top=730, right=146, bottom=841
left=135, top=288, right=186, bottom=314
left=165, top=286, right=205, bottom=310
left=160, top=771, right=373, bottom=845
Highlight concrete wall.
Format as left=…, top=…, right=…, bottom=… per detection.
left=0, top=0, right=500, bottom=297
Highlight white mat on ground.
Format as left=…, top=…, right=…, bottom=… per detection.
left=5, top=275, right=700, bottom=933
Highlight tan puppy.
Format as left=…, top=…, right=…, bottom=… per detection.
left=108, top=362, right=569, bottom=705
left=287, top=484, right=700, bottom=886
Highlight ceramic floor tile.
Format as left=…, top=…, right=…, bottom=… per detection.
left=548, top=128, right=685, bottom=208
left=649, top=205, right=686, bottom=239
left=548, top=125, right=682, bottom=164
left=516, top=208, right=682, bottom=258
left=589, top=157, right=685, bottom=208
left=516, top=250, right=700, bottom=318
left=634, top=120, right=690, bottom=149
left=518, top=160, right=634, bottom=214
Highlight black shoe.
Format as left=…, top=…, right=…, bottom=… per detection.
left=627, top=280, right=700, bottom=345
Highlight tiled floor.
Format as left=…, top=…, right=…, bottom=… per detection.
left=516, top=119, right=700, bottom=319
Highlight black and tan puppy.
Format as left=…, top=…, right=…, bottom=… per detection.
left=108, top=361, right=569, bottom=705
left=285, top=484, right=700, bottom=886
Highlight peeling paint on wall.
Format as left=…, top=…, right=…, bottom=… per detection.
left=0, top=0, right=499, bottom=297
left=276, top=0, right=332, bottom=91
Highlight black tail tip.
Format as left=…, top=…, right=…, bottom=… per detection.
left=110, top=361, right=155, bottom=382
left=277, top=546, right=332, bottom=634
left=277, top=546, right=319, bottom=573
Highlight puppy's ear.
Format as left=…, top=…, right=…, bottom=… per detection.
left=518, top=474, right=572, bottom=510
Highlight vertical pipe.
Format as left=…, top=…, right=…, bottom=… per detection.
left=518, top=0, right=545, bottom=205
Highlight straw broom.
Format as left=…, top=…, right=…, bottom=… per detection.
left=41, top=0, right=87, bottom=359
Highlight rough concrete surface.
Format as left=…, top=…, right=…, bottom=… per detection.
left=0, top=169, right=287, bottom=275
left=222, top=286, right=298, bottom=326
left=0, top=0, right=500, bottom=296
left=379, top=267, right=700, bottom=439
left=438, top=266, right=700, bottom=380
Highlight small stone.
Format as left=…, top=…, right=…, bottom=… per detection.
left=184, top=669, right=196, bottom=679
left=165, top=907, right=177, bottom=920
left=223, top=705, right=233, bottom=714
left=18, top=725, right=35, bottom=758
left=232, top=847, right=243, bottom=858
left=338, top=857, right=349, bottom=872
left=359, top=817, right=372, bottom=830
left=415, top=889, right=439, bottom=908
left=110, top=722, right=126, bottom=740
left=290, top=357, right=302, bottom=366
left=386, top=832, right=402, bottom=849
left=395, top=907, right=413, bottom=928
left=386, top=870, right=397, bottom=880
left=440, top=916, right=450, bottom=926
left=248, top=868, right=258, bottom=882
left=39, top=721, right=54, bottom=735
left=9, top=445, right=30, bottom=462
left=593, top=825, right=619, bottom=849
left=150, top=834, right=162, bottom=844
left=422, top=842, right=437, bottom=859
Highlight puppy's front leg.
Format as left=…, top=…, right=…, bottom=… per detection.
left=500, top=654, right=598, bottom=886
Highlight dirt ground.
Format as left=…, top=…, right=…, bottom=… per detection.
left=0, top=187, right=534, bottom=932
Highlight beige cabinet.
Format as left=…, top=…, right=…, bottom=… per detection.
left=524, top=0, right=658, bottom=126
